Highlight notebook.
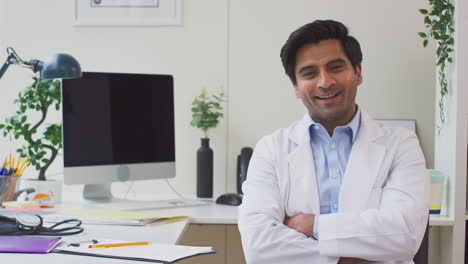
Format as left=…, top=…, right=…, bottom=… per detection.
left=44, top=209, right=187, bottom=226
left=0, top=236, right=62, bottom=253
left=53, top=239, right=213, bottom=263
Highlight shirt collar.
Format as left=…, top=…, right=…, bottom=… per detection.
left=307, top=105, right=361, bottom=143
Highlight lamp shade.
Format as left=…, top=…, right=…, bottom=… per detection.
left=38, top=53, right=82, bottom=80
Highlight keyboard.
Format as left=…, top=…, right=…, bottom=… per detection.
left=108, top=198, right=211, bottom=211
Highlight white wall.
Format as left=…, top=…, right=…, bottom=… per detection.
left=0, top=0, right=435, bottom=199
left=0, top=0, right=229, bottom=198
left=227, top=0, right=436, bottom=192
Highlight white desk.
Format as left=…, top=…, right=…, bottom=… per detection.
left=0, top=200, right=239, bottom=264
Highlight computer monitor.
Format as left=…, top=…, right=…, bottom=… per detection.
left=62, top=72, right=175, bottom=201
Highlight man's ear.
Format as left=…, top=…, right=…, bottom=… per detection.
left=355, top=64, right=363, bottom=85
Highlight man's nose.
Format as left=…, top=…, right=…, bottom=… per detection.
left=317, top=71, right=336, bottom=89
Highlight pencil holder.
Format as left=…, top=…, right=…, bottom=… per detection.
left=0, top=175, right=20, bottom=203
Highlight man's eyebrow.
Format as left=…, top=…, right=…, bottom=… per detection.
left=327, top=58, right=346, bottom=65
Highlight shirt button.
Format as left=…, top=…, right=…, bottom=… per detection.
left=331, top=172, right=337, bottom=179
left=331, top=143, right=336, bottom=149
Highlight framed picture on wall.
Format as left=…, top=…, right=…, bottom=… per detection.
left=74, top=0, right=182, bottom=26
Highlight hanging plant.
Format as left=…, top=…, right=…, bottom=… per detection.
left=418, top=0, right=455, bottom=131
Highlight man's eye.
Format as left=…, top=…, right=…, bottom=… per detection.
left=303, top=72, right=317, bottom=77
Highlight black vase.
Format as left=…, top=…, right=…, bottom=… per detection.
left=197, top=138, right=213, bottom=198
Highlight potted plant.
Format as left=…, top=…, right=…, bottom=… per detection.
left=0, top=76, right=63, bottom=201
left=190, top=88, right=225, bottom=198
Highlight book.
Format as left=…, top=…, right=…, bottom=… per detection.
left=53, top=239, right=213, bottom=263
left=43, top=209, right=188, bottom=226
left=0, top=236, right=62, bottom=253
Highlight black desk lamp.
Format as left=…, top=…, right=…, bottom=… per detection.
left=0, top=47, right=81, bottom=80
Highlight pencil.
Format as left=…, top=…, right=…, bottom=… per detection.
left=16, top=162, right=29, bottom=176
left=15, top=156, right=20, bottom=171
left=88, top=241, right=150, bottom=248
left=15, top=157, right=29, bottom=175
left=9, top=153, right=14, bottom=170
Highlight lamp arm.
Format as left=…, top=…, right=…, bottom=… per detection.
left=23, top=59, right=43, bottom=74
left=0, top=47, right=36, bottom=80
left=0, top=53, right=17, bottom=80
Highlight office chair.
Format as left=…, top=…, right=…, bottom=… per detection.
left=413, top=219, right=429, bottom=264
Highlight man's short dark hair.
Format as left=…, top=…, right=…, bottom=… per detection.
left=280, top=20, right=363, bottom=84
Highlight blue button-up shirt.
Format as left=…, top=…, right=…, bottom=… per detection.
left=310, top=107, right=361, bottom=239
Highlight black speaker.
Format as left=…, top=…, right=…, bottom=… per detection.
left=237, top=147, right=253, bottom=194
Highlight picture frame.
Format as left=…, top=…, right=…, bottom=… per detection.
left=74, top=0, right=182, bottom=26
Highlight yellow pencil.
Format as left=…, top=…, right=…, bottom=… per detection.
left=2, top=157, right=7, bottom=168
left=8, top=154, right=13, bottom=169
left=16, top=162, right=29, bottom=176
left=88, top=241, right=150, bottom=248
left=19, top=157, right=29, bottom=169
left=15, top=157, right=29, bottom=175
left=15, top=156, right=20, bottom=170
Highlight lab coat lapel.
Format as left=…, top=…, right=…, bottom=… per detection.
left=287, top=114, right=320, bottom=214
left=339, top=112, right=386, bottom=212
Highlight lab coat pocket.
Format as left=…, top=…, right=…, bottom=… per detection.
left=367, top=187, right=383, bottom=209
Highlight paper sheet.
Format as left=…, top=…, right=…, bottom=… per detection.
left=53, top=239, right=213, bottom=262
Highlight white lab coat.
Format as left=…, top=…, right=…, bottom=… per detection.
left=238, top=111, right=429, bottom=264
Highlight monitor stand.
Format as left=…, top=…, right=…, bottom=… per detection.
left=83, top=183, right=113, bottom=201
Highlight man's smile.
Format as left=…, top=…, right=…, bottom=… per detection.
left=315, top=90, right=341, bottom=101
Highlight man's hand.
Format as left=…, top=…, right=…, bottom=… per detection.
left=283, top=213, right=315, bottom=237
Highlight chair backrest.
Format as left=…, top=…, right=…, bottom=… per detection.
left=413, top=219, right=429, bottom=264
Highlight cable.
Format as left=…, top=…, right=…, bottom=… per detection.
left=124, top=181, right=135, bottom=199
left=165, top=179, right=184, bottom=198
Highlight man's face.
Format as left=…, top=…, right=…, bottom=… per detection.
left=293, top=39, right=362, bottom=128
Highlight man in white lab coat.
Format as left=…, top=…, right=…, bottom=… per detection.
left=238, top=20, right=429, bottom=264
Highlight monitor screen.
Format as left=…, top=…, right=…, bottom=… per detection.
left=62, top=72, right=175, bottom=200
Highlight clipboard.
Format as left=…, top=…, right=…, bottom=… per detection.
left=53, top=239, right=214, bottom=263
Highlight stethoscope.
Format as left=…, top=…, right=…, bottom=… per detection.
left=0, top=212, right=83, bottom=236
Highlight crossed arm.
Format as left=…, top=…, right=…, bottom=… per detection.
left=284, top=214, right=366, bottom=264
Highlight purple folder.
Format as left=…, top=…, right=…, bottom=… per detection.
left=0, top=236, right=62, bottom=253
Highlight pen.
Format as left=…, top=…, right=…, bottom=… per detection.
left=88, top=241, right=150, bottom=248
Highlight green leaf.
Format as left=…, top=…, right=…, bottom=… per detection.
left=423, top=39, right=429, bottom=47
left=424, top=16, right=431, bottom=24
left=419, top=9, right=428, bottom=14
left=418, top=32, right=427, bottom=38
